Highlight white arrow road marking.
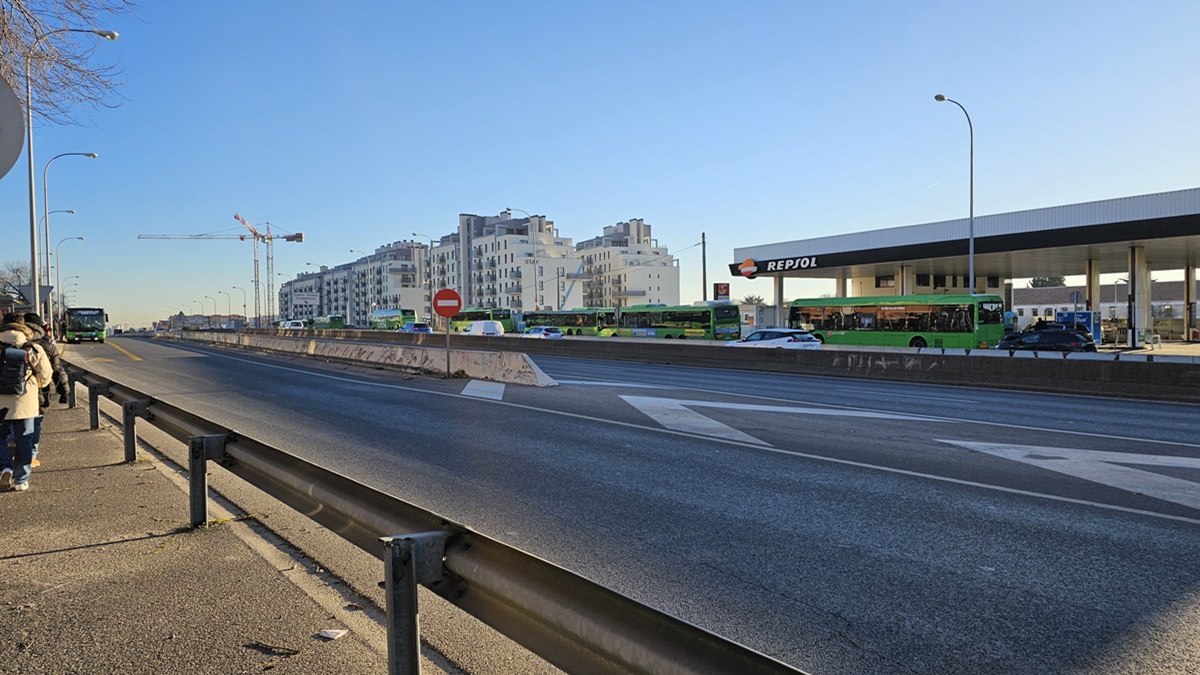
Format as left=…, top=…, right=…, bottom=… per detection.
left=463, top=380, right=506, bottom=401
left=622, top=396, right=934, bottom=446
left=939, top=441, right=1200, bottom=511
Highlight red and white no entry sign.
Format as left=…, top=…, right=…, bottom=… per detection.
left=433, top=288, right=463, bottom=318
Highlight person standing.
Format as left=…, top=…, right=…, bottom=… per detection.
left=25, top=313, right=69, bottom=405
left=0, top=319, right=53, bottom=492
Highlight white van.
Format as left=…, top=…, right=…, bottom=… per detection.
left=280, top=320, right=306, bottom=330
left=462, top=320, right=505, bottom=337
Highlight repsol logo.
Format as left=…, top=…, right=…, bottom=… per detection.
left=763, top=256, right=818, bottom=272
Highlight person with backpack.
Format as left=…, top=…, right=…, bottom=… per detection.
left=24, top=313, right=69, bottom=405
left=0, top=318, right=53, bottom=492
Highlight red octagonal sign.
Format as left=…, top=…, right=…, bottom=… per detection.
left=433, top=288, right=462, bottom=318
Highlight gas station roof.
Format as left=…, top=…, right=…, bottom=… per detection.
left=729, top=187, right=1200, bottom=280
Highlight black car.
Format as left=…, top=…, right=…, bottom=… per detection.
left=996, top=329, right=1097, bottom=352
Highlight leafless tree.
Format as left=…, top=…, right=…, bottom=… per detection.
left=0, top=0, right=134, bottom=126
left=1, top=259, right=31, bottom=300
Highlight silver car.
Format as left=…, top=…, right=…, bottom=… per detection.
left=726, top=328, right=822, bottom=350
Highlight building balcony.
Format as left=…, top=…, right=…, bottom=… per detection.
left=614, top=289, right=647, bottom=298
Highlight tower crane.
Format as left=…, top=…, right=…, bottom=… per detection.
left=138, top=216, right=303, bottom=327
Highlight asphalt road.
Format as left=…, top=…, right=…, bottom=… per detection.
left=70, top=337, right=1200, bottom=674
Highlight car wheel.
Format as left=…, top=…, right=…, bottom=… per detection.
left=910, top=337, right=927, bottom=348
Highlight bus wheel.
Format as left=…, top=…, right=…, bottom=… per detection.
left=665, top=335, right=674, bottom=339
left=910, top=337, right=927, bottom=348
left=678, top=335, right=686, bottom=340
left=814, top=334, right=825, bottom=344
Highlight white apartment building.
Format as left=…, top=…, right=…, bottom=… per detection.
left=281, top=212, right=682, bottom=321
left=576, top=218, right=679, bottom=308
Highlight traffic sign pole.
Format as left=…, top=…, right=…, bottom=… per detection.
left=433, top=289, right=462, bottom=378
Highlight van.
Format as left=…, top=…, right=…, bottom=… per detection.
left=280, top=320, right=306, bottom=330
left=462, top=320, right=505, bottom=337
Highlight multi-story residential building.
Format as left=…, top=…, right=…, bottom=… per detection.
left=280, top=212, right=682, bottom=321
left=576, top=218, right=679, bottom=308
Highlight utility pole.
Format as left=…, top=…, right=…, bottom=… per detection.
left=701, top=232, right=708, bottom=301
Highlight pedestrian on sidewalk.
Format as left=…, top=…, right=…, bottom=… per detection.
left=25, top=313, right=70, bottom=405
left=0, top=319, right=53, bottom=492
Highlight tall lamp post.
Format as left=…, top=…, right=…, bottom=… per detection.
left=53, top=236, right=84, bottom=324
left=412, top=233, right=435, bottom=324
left=232, top=286, right=248, bottom=332
left=506, top=207, right=537, bottom=308
left=42, top=153, right=97, bottom=290
left=934, top=94, right=975, bottom=297
left=350, top=249, right=374, bottom=325
left=218, top=290, right=231, bottom=328
left=205, top=295, right=218, bottom=329
left=25, top=27, right=117, bottom=314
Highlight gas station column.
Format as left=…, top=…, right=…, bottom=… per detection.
left=1186, top=265, right=1196, bottom=341
left=1085, top=259, right=1101, bottom=312
left=1127, top=246, right=1150, bottom=348
left=897, top=266, right=915, bottom=295
left=774, top=275, right=786, bottom=328
left=835, top=272, right=847, bottom=298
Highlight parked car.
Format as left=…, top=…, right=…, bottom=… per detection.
left=726, top=328, right=822, bottom=350
left=996, top=329, right=1097, bottom=352
left=397, top=321, right=432, bottom=333
left=462, top=320, right=505, bottom=337
left=521, top=326, right=564, bottom=339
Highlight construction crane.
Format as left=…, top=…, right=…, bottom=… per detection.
left=138, top=216, right=303, bottom=327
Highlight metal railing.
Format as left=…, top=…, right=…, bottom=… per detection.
left=66, top=364, right=805, bottom=675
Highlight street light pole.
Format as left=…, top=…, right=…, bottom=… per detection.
left=218, top=290, right=231, bottom=328
left=205, top=295, right=218, bottom=329
left=934, top=94, right=975, bottom=297
left=42, top=152, right=97, bottom=289
left=25, top=27, right=117, bottom=314
left=232, top=286, right=248, bottom=332
left=54, top=236, right=84, bottom=325
left=412, top=233, right=435, bottom=324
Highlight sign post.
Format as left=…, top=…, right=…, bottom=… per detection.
left=433, top=288, right=462, bottom=378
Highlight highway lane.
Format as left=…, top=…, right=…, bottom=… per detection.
left=66, top=338, right=1200, bottom=674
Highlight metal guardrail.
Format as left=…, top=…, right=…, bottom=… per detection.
left=66, top=364, right=806, bottom=675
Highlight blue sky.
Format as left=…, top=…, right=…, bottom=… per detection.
left=3, top=1, right=1199, bottom=327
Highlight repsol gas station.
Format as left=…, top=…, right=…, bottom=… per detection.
left=729, top=187, right=1200, bottom=348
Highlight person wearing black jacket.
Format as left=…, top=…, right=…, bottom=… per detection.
left=24, top=313, right=69, bottom=405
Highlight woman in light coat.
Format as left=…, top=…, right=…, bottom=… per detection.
left=0, top=321, right=53, bottom=491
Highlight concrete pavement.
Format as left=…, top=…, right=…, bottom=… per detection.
left=0, top=402, right=422, bottom=674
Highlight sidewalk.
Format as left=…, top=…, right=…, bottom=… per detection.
left=0, top=403, right=393, bottom=674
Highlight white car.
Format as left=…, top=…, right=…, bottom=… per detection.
left=727, top=328, right=821, bottom=350
left=521, top=326, right=564, bottom=339
left=462, top=320, right=505, bottom=337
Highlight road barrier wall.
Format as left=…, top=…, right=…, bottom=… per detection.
left=165, top=330, right=1200, bottom=403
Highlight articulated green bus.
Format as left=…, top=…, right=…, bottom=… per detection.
left=368, top=309, right=416, bottom=330
left=63, top=307, right=108, bottom=343
left=520, top=309, right=615, bottom=336
left=788, top=293, right=1006, bottom=348
left=312, top=314, right=346, bottom=329
left=612, top=303, right=741, bottom=340
left=450, top=307, right=515, bottom=333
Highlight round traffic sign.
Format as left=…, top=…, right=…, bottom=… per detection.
left=433, top=288, right=462, bottom=317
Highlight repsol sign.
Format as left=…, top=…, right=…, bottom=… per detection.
left=736, top=256, right=818, bottom=278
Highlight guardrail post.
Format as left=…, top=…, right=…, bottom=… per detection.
left=121, top=400, right=154, bottom=463
left=66, top=371, right=77, bottom=409
left=382, top=532, right=450, bottom=675
left=188, top=434, right=230, bottom=528
left=86, top=381, right=110, bottom=430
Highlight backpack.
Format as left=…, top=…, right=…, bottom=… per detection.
left=0, top=343, right=34, bottom=396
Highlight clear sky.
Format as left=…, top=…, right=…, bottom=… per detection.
left=3, top=1, right=1199, bottom=328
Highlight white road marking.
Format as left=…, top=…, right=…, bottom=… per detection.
left=939, top=440, right=1200, bottom=511
left=622, top=395, right=937, bottom=446
left=462, top=380, right=506, bottom=401
left=554, top=380, right=669, bottom=389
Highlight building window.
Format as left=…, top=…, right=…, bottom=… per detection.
left=916, top=274, right=930, bottom=286
left=951, top=276, right=958, bottom=288
left=933, top=275, right=946, bottom=288
left=1017, top=308, right=1024, bottom=316
left=987, top=276, right=999, bottom=288
left=1045, top=307, right=1054, bottom=317
left=875, top=275, right=895, bottom=288
left=1031, top=308, right=1038, bottom=317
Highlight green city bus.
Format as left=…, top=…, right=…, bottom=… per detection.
left=312, top=314, right=346, bottom=329
left=520, top=308, right=615, bottom=336
left=788, top=293, right=1006, bottom=348
left=612, top=303, right=741, bottom=340
left=368, top=308, right=416, bottom=330
left=450, top=307, right=515, bottom=333
left=63, top=307, right=108, bottom=343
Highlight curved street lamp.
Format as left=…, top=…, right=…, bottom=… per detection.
left=25, top=27, right=117, bottom=313
left=42, top=153, right=97, bottom=288
left=934, top=94, right=975, bottom=298
left=217, top=290, right=231, bottom=327
left=231, top=286, right=248, bottom=331
left=53, top=236, right=84, bottom=322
